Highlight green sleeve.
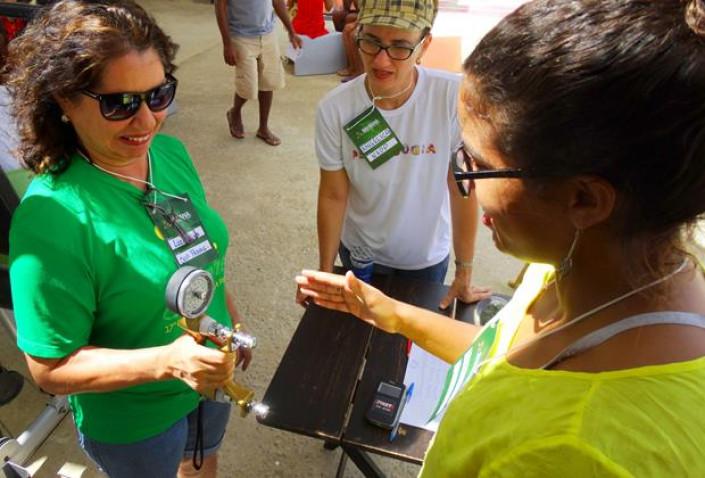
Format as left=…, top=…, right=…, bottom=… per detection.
left=481, top=436, right=634, bottom=478
left=10, top=193, right=95, bottom=359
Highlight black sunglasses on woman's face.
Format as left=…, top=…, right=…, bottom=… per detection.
left=81, top=73, right=178, bottom=121
left=451, top=146, right=531, bottom=197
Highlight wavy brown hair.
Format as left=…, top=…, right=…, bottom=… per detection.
left=5, top=0, right=178, bottom=175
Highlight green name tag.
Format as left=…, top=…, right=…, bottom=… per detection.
left=428, top=317, right=500, bottom=423
left=144, top=192, right=219, bottom=269
left=344, top=106, right=403, bottom=169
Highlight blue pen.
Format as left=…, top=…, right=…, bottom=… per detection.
left=389, top=383, right=414, bottom=442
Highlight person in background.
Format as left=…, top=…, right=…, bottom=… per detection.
left=7, top=1, right=250, bottom=476
left=333, top=0, right=362, bottom=81
left=215, top=0, right=302, bottom=146
left=291, top=0, right=333, bottom=39
left=298, top=0, right=705, bottom=475
left=297, top=0, right=490, bottom=309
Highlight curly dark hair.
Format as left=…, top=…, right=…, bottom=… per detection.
left=462, top=0, right=705, bottom=278
left=5, top=0, right=178, bottom=175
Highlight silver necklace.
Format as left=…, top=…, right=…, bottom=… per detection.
left=78, top=150, right=185, bottom=203
left=488, top=258, right=690, bottom=367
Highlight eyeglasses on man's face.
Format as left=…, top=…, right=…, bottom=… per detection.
left=355, top=35, right=425, bottom=61
left=82, top=73, right=178, bottom=121
left=451, top=146, right=530, bottom=198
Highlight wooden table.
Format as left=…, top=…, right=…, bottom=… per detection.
left=257, top=273, right=475, bottom=477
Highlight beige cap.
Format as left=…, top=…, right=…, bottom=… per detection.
left=358, top=0, right=438, bottom=31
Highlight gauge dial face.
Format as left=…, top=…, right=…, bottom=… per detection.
left=167, top=268, right=214, bottom=319
left=181, top=273, right=212, bottom=317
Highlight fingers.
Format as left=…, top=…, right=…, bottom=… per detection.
left=299, top=269, right=347, bottom=285
left=344, top=270, right=361, bottom=295
left=295, top=285, right=310, bottom=307
left=296, top=272, right=347, bottom=299
left=440, top=283, right=493, bottom=309
left=237, top=349, right=253, bottom=371
left=439, top=291, right=453, bottom=310
left=307, top=297, right=352, bottom=314
left=298, top=286, right=346, bottom=303
left=467, top=287, right=493, bottom=303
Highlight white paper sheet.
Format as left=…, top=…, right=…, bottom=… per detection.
left=399, top=344, right=451, bottom=432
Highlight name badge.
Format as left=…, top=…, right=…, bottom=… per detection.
left=144, top=193, right=219, bottom=268
left=344, top=106, right=403, bottom=169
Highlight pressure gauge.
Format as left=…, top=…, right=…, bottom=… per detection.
left=165, top=266, right=215, bottom=319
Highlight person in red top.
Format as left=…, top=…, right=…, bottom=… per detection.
left=292, top=0, right=333, bottom=38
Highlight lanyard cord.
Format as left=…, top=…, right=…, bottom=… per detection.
left=484, top=257, right=690, bottom=368
left=348, top=69, right=418, bottom=130
left=77, top=150, right=186, bottom=203
left=367, top=69, right=417, bottom=108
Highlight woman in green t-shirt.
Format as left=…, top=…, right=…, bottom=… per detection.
left=298, top=0, right=705, bottom=475
left=6, top=1, right=250, bottom=477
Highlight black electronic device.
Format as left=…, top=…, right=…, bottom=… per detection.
left=366, top=380, right=406, bottom=430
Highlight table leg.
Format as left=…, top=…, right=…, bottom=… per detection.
left=335, top=450, right=348, bottom=478
left=341, top=444, right=386, bottom=478
left=323, top=440, right=339, bottom=450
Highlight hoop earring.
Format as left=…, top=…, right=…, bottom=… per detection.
left=556, top=229, right=581, bottom=281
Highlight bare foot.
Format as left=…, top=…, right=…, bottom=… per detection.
left=226, top=109, right=245, bottom=139
left=256, top=129, right=281, bottom=146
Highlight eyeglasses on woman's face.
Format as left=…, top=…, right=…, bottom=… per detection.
left=355, top=35, right=425, bottom=61
left=451, top=146, right=531, bottom=197
left=81, top=73, right=178, bottom=121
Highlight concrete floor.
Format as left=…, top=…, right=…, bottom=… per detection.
left=0, top=1, right=524, bottom=476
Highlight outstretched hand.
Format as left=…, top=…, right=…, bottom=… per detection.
left=295, top=270, right=401, bottom=334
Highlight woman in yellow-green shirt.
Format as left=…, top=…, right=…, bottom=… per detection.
left=297, top=0, right=705, bottom=475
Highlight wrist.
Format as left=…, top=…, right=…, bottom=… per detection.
left=454, top=258, right=474, bottom=269
left=156, top=344, right=176, bottom=381
left=393, top=299, right=411, bottom=336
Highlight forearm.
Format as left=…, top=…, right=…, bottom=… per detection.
left=214, top=0, right=232, bottom=45
left=225, top=289, right=242, bottom=324
left=449, top=172, right=480, bottom=292
left=317, top=195, right=347, bottom=271
left=26, top=345, right=171, bottom=396
left=450, top=187, right=479, bottom=265
left=272, top=0, right=295, bottom=34
left=394, top=301, right=479, bottom=363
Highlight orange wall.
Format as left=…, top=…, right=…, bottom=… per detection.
left=421, top=36, right=462, bottom=73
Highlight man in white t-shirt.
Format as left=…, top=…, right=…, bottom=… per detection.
left=297, top=0, right=490, bottom=309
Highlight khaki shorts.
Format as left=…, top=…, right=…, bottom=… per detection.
left=231, top=30, right=285, bottom=100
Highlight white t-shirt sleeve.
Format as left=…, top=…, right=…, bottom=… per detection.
left=450, top=79, right=463, bottom=152
left=315, top=99, right=345, bottom=171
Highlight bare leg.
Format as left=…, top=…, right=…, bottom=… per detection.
left=255, top=90, right=281, bottom=146
left=227, top=94, right=246, bottom=139
left=339, top=19, right=362, bottom=79
left=177, top=454, right=218, bottom=478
